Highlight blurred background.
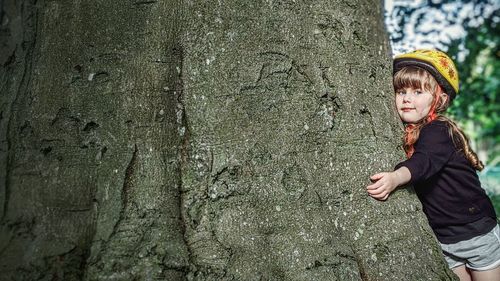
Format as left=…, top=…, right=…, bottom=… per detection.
left=384, top=0, right=500, bottom=214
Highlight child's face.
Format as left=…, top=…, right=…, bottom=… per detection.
left=395, top=87, right=434, bottom=124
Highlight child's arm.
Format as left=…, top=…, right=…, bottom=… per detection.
left=366, top=167, right=411, bottom=201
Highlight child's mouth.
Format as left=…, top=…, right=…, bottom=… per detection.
left=401, top=108, right=414, bottom=112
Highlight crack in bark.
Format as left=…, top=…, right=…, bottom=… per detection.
left=107, top=144, right=138, bottom=241
left=133, top=0, right=158, bottom=5
left=359, top=103, right=377, bottom=138
left=350, top=245, right=371, bottom=281
left=171, top=43, right=196, bottom=276
left=2, top=0, right=39, bottom=222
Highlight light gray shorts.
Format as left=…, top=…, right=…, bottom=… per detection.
left=440, top=224, right=500, bottom=271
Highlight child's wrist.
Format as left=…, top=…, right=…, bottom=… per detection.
left=393, top=167, right=411, bottom=186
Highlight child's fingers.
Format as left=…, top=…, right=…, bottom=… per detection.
left=367, top=186, right=385, bottom=196
left=367, top=183, right=386, bottom=194
left=370, top=173, right=385, bottom=181
left=370, top=191, right=388, bottom=200
left=366, top=181, right=382, bottom=190
left=367, top=173, right=387, bottom=191
left=367, top=176, right=388, bottom=190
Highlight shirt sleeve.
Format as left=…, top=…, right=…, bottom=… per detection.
left=395, top=122, right=455, bottom=184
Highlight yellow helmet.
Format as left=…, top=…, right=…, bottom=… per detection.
left=393, top=49, right=459, bottom=100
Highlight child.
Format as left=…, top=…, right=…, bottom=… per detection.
left=366, top=49, right=500, bottom=281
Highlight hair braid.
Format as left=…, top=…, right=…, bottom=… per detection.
left=437, top=116, right=484, bottom=171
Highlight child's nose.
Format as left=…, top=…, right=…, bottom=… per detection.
left=402, top=94, right=413, bottom=102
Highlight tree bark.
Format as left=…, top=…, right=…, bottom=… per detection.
left=0, top=0, right=458, bottom=280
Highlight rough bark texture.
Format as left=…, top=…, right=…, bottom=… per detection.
left=0, top=0, right=458, bottom=280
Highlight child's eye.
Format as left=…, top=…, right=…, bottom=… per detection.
left=415, top=90, right=423, bottom=95
left=396, top=90, right=405, bottom=95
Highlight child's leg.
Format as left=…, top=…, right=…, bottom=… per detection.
left=440, top=223, right=500, bottom=281
left=452, top=265, right=472, bottom=281
left=468, top=224, right=500, bottom=281
left=470, top=266, right=500, bottom=281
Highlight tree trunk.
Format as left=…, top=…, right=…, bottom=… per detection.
left=0, top=0, right=458, bottom=280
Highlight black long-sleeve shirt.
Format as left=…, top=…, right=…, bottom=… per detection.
left=395, top=120, right=497, bottom=243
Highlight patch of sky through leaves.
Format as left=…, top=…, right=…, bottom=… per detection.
left=384, top=0, right=499, bottom=59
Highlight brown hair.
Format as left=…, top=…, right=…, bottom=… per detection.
left=394, top=66, right=484, bottom=171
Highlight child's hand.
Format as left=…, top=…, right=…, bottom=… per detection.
left=366, top=172, right=399, bottom=201
left=366, top=167, right=411, bottom=201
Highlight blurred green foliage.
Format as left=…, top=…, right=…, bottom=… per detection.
left=480, top=167, right=500, bottom=214
left=447, top=13, right=500, bottom=165
left=489, top=194, right=500, bottom=218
